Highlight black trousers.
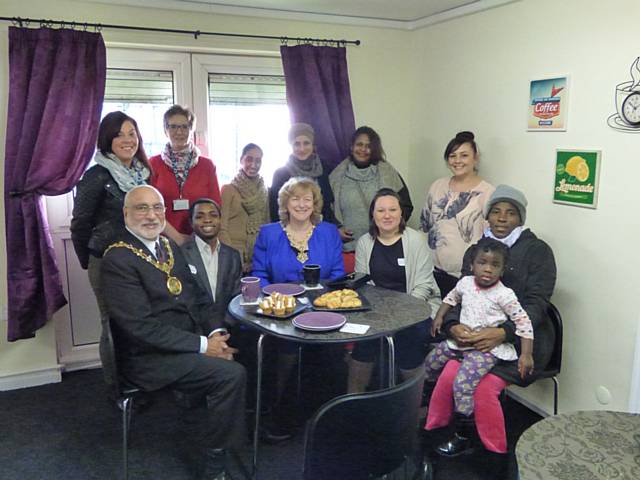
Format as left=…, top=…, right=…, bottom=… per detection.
left=172, top=354, right=247, bottom=450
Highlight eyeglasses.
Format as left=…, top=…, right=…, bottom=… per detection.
left=166, top=124, right=190, bottom=132
left=130, top=203, right=166, bottom=215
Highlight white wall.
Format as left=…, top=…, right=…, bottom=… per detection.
left=0, top=0, right=412, bottom=381
left=409, top=0, right=640, bottom=413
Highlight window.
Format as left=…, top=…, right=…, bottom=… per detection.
left=102, top=68, right=175, bottom=156
left=207, top=73, right=290, bottom=185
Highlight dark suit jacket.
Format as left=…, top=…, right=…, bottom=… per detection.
left=102, top=230, right=220, bottom=390
left=180, top=236, right=242, bottom=326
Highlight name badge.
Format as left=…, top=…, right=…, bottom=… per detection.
left=173, top=198, right=189, bottom=211
left=188, top=264, right=198, bottom=275
left=397, top=258, right=406, bottom=267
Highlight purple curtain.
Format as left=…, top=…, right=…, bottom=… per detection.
left=280, top=45, right=356, bottom=171
left=4, top=27, right=106, bottom=341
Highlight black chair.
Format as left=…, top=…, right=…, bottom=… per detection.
left=102, top=315, right=142, bottom=480
left=303, top=373, right=425, bottom=480
left=536, top=302, right=563, bottom=415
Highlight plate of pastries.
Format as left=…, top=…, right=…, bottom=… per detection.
left=257, top=292, right=307, bottom=319
left=312, top=288, right=371, bottom=312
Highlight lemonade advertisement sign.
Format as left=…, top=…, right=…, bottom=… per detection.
left=554, top=150, right=600, bottom=208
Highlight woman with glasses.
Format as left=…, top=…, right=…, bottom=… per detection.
left=150, top=105, right=221, bottom=244
left=70, top=111, right=151, bottom=383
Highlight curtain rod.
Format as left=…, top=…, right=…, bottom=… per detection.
left=0, top=16, right=361, bottom=46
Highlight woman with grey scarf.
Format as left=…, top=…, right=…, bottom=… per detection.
left=268, top=123, right=337, bottom=225
left=329, top=126, right=413, bottom=272
left=70, top=111, right=150, bottom=384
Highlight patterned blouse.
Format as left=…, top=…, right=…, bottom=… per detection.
left=420, top=177, right=494, bottom=278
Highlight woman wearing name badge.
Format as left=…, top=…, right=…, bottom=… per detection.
left=150, top=105, right=221, bottom=244
left=330, top=126, right=413, bottom=273
left=347, top=188, right=441, bottom=393
left=252, top=176, right=344, bottom=441
left=420, top=131, right=494, bottom=297
left=70, top=111, right=151, bottom=383
left=219, top=143, right=269, bottom=273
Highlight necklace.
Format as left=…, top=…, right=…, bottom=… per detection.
left=283, top=223, right=315, bottom=264
left=104, top=237, right=183, bottom=295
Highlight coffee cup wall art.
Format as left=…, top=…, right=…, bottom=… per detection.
left=607, top=57, right=640, bottom=133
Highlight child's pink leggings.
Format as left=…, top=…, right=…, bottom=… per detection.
left=424, top=359, right=509, bottom=453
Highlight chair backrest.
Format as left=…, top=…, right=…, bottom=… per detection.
left=303, top=373, right=424, bottom=480
left=102, top=314, right=128, bottom=399
left=543, top=302, right=563, bottom=375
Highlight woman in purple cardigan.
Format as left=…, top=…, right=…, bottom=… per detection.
left=252, top=176, right=344, bottom=442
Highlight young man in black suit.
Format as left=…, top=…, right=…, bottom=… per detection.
left=180, top=198, right=242, bottom=322
left=101, top=185, right=245, bottom=480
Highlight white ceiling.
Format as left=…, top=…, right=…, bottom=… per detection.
left=84, top=0, right=520, bottom=29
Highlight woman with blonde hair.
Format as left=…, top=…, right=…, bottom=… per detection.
left=252, top=176, right=344, bottom=442
left=253, top=176, right=344, bottom=285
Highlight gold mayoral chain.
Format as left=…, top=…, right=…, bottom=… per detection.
left=104, top=237, right=183, bottom=295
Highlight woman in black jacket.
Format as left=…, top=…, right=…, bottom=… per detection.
left=269, top=122, right=337, bottom=225
left=424, top=184, right=557, bottom=460
left=70, top=111, right=150, bottom=317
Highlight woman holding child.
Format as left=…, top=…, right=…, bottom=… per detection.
left=424, top=184, right=557, bottom=463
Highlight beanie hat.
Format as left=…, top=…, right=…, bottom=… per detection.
left=288, top=123, right=315, bottom=144
left=484, top=184, right=528, bottom=224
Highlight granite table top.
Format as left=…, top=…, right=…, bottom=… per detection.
left=516, top=410, right=640, bottom=480
left=227, top=283, right=430, bottom=344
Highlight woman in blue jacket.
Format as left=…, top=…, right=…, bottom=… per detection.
left=252, top=176, right=344, bottom=441
left=253, top=176, right=344, bottom=286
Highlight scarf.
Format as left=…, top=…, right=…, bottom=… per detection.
left=285, top=153, right=323, bottom=179
left=94, top=151, right=149, bottom=192
left=484, top=226, right=524, bottom=248
left=230, top=170, right=269, bottom=265
left=160, top=141, right=200, bottom=191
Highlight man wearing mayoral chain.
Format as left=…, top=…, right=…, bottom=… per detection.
left=102, top=185, right=246, bottom=480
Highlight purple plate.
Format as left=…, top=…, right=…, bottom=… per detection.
left=292, top=312, right=346, bottom=331
left=263, top=283, right=305, bottom=296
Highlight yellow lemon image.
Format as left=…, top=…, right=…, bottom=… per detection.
left=565, top=156, right=585, bottom=176
left=575, top=162, right=590, bottom=182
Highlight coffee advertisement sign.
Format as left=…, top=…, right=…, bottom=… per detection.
left=528, top=77, right=569, bottom=131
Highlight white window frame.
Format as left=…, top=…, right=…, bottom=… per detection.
left=191, top=53, right=284, bottom=157
left=46, top=48, right=192, bottom=233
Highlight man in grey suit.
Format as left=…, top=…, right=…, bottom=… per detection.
left=102, top=186, right=245, bottom=480
left=180, top=198, right=242, bottom=321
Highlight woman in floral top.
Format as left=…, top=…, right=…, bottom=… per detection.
left=420, top=131, right=494, bottom=296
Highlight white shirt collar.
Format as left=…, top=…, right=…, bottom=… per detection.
left=126, top=226, right=160, bottom=257
left=195, top=235, right=220, bottom=255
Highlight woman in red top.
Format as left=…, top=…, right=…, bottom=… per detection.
left=150, top=105, right=221, bottom=244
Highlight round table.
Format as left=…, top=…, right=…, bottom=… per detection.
left=228, top=283, right=431, bottom=477
left=516, top=410, right=640, bottom=479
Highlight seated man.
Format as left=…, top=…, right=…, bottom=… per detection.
left=101, top=185, right=246, bottom=480
left=180, top=198, right=242, bottom=322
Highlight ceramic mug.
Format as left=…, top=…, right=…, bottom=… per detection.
left=302, top=264, right=321, bottom=287
left=241, top=276, right=261, bottom=303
